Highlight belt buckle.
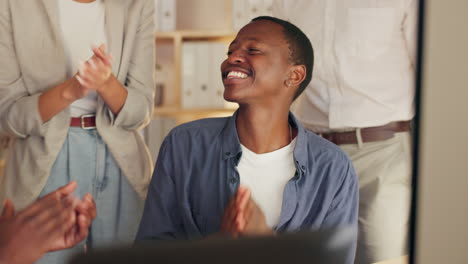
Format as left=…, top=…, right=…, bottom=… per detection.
left=80, top=114, right=96, bottom=130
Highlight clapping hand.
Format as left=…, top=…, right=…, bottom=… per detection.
left=220, top=185, right=274, bottom=237
left=0, top=182, right=96, bottom=264
left=76, top=44, right=113, bottom=93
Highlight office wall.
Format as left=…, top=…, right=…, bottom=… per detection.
left=414, top=0, right=468, bottom=263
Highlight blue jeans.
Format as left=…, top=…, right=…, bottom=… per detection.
left=36, top=127, right=144, bottom=264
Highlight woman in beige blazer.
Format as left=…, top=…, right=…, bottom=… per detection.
left=0, top=0, right=155, bottom=263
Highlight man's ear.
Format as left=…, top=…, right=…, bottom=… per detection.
left=285, top=65, right=306, bottom=90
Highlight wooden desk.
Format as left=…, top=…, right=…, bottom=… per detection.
left=374, top=255, right=409, bottom=264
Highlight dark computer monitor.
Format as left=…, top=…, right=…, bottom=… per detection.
left=70, top=227, right=355, bottom=264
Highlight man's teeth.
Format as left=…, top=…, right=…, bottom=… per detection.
left=227, top=71, right=248, bottom=79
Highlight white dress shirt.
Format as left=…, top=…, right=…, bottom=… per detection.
left=272, top=0, right=417, bottom=132
left=58, top=0, right=107, bottom=117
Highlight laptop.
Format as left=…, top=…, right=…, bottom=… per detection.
left=70, top=227, right=355, bottom=264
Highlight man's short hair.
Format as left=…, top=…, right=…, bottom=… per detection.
left=251, top=16, right=314, bottom=101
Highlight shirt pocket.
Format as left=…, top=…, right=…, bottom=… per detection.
left=343, top=7, right=396, bottom=59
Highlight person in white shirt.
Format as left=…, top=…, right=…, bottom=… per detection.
left=0, top=0, right=155, bottom=263
left=272, top=0, right=417, bottom=263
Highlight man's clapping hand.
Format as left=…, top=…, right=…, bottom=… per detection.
left=220, top=185, right=274, bottom=237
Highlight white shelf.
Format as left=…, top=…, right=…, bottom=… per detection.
left=155, top=30, right=236, bottom=41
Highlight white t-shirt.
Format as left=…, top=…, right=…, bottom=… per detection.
left=272, top=0, right=417, bottom=132
left=57, top=0, right=107, bottom=117
left=238, top=138, right=297, bottom=228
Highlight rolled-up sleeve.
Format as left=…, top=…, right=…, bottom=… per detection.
left=110, top=0, right=155, bottom=131
left=0, top=0, right=49, bottom=138
left=322, top=158, right=359, bottom=264
left=323, top=160, right=358, bottom=227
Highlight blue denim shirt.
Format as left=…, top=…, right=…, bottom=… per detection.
left=136, top=112, right=358, bottom=256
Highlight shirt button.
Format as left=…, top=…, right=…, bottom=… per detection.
left=301, top=165, right=306, bottom=170
left=230, top=178, right=238, bottom=184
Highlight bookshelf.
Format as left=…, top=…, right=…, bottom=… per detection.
left=153, top=0, right=238, bottom=124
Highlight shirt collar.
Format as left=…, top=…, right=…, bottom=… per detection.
left=221, top=111, right=310, bottom=176
left=220, top=110, right=242, bottom=161
left=290, top=112, right=309, bottom=178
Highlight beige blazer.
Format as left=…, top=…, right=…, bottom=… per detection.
left=0, top=0, right=155, bottom=210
